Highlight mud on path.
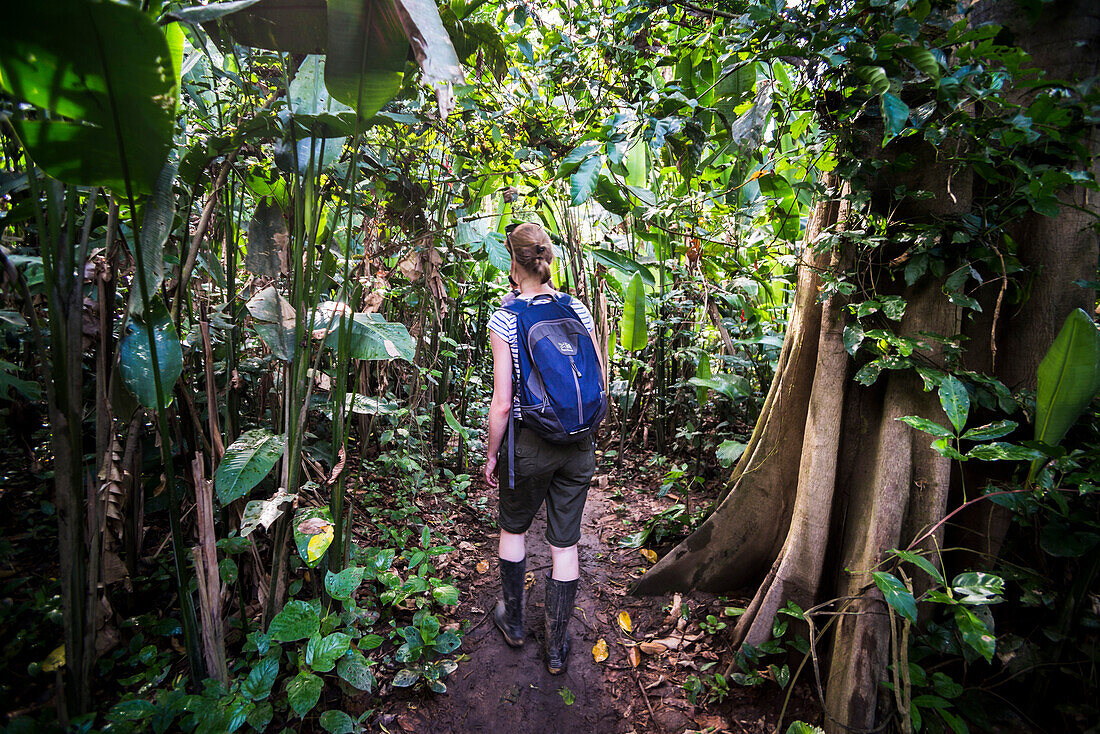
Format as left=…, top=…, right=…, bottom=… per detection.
left=373, top=460, right=822, bottom=734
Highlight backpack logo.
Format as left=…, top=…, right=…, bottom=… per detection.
left=557, top=341, right=575, bottom=354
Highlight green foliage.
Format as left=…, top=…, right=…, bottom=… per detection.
left=1035, top=309, right=1100, bottom=451
left=619, top=272, right=648, bottom=352
left=0, top=0, right=177, bottom=193
left=118, top=301, right=183, bottom=409
left=215, top=429, right=287, bottom=505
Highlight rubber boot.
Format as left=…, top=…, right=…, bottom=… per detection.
left=544, top=575, right=578, bottom=675
left=493, top=557, right=526, bottom=647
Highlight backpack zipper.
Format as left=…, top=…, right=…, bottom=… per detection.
left=570, top=357, right=583, bottom=423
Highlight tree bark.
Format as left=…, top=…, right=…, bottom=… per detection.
left=633, top=180, right=844, bottom=594
left=634, top=4, right=1098, bottom=731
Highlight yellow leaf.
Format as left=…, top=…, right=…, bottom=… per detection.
left=639, top=548, right=657, bottom=563
left=592, top=638, right=609, bottom=663
left=42, top=644, right=66, bottom=672
left=626, top=645, right=641, bottom=668
left=617, top=610, right=633, bottom=633
left=306, top=524, right=334, bottom=564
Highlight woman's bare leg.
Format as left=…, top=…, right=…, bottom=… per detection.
left=499, top=529, right=526, bottom=561
left=549, top=543, right=579, bottom=581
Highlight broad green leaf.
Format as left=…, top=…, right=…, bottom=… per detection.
left=895, top=45, right=941, bottom=79
left=325, top=0, right=408, bottom=118
left=1039, top=521, right=1100, bottom=557
left=323, top=313, right=415, bottom=361
left=786, top=724, right=825, bottom=734
left=119, top=300, right=183, bottom=410
left=319, top=710, right=355, bottom=734
left=132, top=161, right=177, bottom=311
left=286, top=671, right=323, bottom=718
left=595, top=175, right=631, bottom=215
left=337, top=650, right=375, bottom=692
left=108, top=699, right=156, bottom=721
left=689, top=375, right=749, bottom=400
left=219, top=557, right=238, bottom=584
left=246, top=286, right=297, bottom=362
left=889, top=549, right=944, bottom=585
left=433, top=630, right=461, bottom=654
left=268, top=600, right=320, bottom=642
left=855, top=65, right=891, bottom=94
left=589, top=248, right=655, bottom=285
left=247, top=702, right=273, bottom=732
left=965, top=442, right=1045, bottom=462
left=570, top=155, right=603, bottom=206
left=938, top=376, right=969, bottom=433
left=305, top=632, right=351, bottom=673
left=432, top=585, right=459, bottom=605
left=881, top=92, right=910, bottom=140
left=897, top=415, right=954, bottom=439
left=714, top=62, right=756, bottom=127
left=961, top=420, right=1017, bottom=441
left=696, top=355, right=713, bottom=405
left=619, top=272, right=648, bottom=352
left=442, top=404, right=471, bottom=441
left=215, top=429, right=286, bottom=505
left=290, top=55, right=352, bottom=117
left=1034, top=308, right=1100, bottom=449
left=931, top=437, right=967, bottom=461
left=224, top=0, right=328, bottom=53
left=716, top=440, right=747, bottom=468
left=392, top=669, right=420, bottom=687
left=0, top=0, right=177, bottom=193
left=871, top=571, right=917, bottom=623
left=245, top=199, right=289, bottom=278
left=241, top=656, right=279, bottom=701
left=843, top=323, right=865, bottom=355
left=953, top=607, right=995, bottom=662
left=951, top=572, right=1004, bottom=605
left=166, top=0, right=264, bottom=24
left=325, top=566, right=366, bottom=601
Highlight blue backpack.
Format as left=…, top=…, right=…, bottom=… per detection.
left=503, top=293, right=607, bottom=458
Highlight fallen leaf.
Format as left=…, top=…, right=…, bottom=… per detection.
left=593, top=638, right=609, bottom=663
left=639, top=641, right=668, bottom=655
left=669, top=592, right=682, bottom=620
left=639, top=548, right=658, bottom=563
left=626, top=646, right=641, bottom=667
left=558, top=686, right=575, bottom=705
left=475, top=560, right=489, bottom=574
left=297, top=517, right=331, bottom=535
left=618, top=610, right=633, bottom=633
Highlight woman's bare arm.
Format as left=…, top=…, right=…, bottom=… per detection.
left=484, top=331, right=514, bottom=487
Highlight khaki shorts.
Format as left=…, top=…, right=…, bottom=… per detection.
left=496, top=425, right=596, bottom=548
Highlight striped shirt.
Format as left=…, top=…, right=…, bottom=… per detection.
left=488, top=292, right=596, bottom=417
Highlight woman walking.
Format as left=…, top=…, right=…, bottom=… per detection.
left=482, top=223, right=604, bottom=675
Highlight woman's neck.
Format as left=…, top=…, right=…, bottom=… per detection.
left=515, top=279, right=555, bottom=296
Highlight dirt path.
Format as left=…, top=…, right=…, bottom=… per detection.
left=372, top=460, right=822, bottom=734
left=402, top=483, right=630, bottom=733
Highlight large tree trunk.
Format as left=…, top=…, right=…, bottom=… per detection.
left=635, top=2, right=1099, bottom=731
